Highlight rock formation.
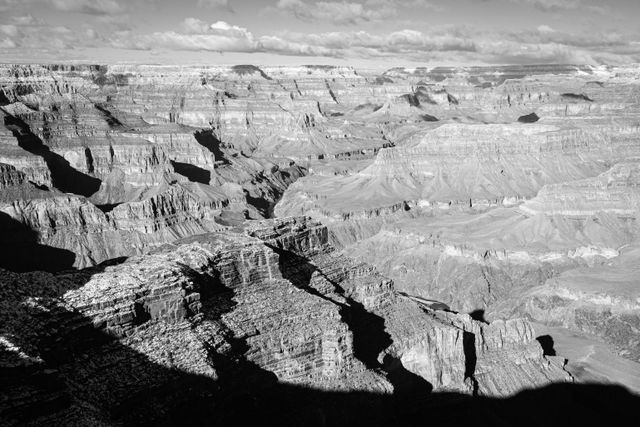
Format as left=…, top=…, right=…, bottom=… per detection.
left=1, top=217, right=571, bottom=425
left=1, top=63, right=639, bottom=424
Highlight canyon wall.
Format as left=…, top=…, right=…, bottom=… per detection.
left=2, top=63, right=639, bottom=423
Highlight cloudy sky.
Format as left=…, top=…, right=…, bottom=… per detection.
left=1, top=0, right=639, bottom=66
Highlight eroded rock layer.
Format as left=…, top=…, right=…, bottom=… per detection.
left=2, top=63, right=640, bottom=424
left=274, top=64, right=640, bottom=397
left=0, top=217, right=570, bottom=425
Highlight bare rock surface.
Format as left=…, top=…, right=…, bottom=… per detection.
left=2, top=63, right=640, bottom=424
left=274, top=66, right=640, bottom=396
left=1, top=217, right=570, bottom=425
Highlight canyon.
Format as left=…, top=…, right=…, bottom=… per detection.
left=1, top=63, right=639, bottom=425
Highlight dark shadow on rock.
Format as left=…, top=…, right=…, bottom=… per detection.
left=463, top=331, right=479, bottom=396
left=0, top=212, right=75, bottom=272
left=3, top=248, right=640, bottom=426
left=0, top=90, right=10, bottom=106
left=268, top=243, right=433, bottom=396
left=469, top=309, right=489, bottom=324
left=95, top=203, right=120, bottom=213
left=242, top=166, right=306, bottom=219
left=400, top=93, right=421, bottom=107
left=231, top=65, right=272, bottom=80
left=518, top=112, right=540, bottom=123
left=561, top=93, right=593, bottom=102
left=2, top=256, right=640, bottom=426
left=170, top=160, right=211, bottom=185
left=93, top=103, right=125, bottom=129
left=396, top=383, right=640, bottom=427
left=420, top=114, right=438, bottom=122
left=0, top=259, right=279, bottom=426
left=244, top=189, right=273, bottom=218
left=269, top=244, right=392, bottom=368
left=193, top=130, right=230, bottom=165
left=536, top=335, right=557, bottom=356
left=3, top=112, right=101, bottom=197
left=383, top=355, right=433, bottom=396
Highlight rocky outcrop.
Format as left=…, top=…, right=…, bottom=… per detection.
left=520, top=161, right=640, bottom=217
left=341, top=164, right=640, bottom=312
left=492, top=243, right=640, bottom=363
left=276, top=123, right=640, bottom=221
left=0, top=217, right=569, bottom=425
left=0, top=162, right=233, bottom=268
left=2, top=63, right=640, bottom=423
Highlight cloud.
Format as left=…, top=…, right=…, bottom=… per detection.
left=0, top=38, right=16, bottom=48
left=537, top=24, right=555, bottom=33
left=8, top=15, right=44, bottom=25
left=275, top=0, right=398, bottom=25
left=275, top=24, right=640, bottom=64
left=0, top=13, right=111, bottom=54
left=0, top=0, right=20, bottom=12
left=50, top=0, right=124, bottom=15
left=366, top=0, right=442, bottom=10
left=507, top=0, right=582, bottom=11
left=182, top=18, right=215, bottom=34
left=109, top=17, right=640, bottom=65
left=114, top=19, right=258, bottom=52
left=1, top=9, right=638, bottom=66
left=273, top=0, right=442, bottom=25
left=0, top=25, right=19, bottom=38
left=0, top=0, right=126, bottom=15
left=259, top=35, right=337, bottom=56
left=197, top=0, right=233, bottom=10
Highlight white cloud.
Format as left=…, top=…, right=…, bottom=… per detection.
left=182, top=18, right=214, bottom=34
left=115, top=19, right=258, bottom=53
left=258, top=35, right=337, bottom=56
left=1, top=9, right=638, bottom=66
left=110, top=18, right=640, bottom=65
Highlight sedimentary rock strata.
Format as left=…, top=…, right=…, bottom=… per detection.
left=0, top=217, right=570, bottom=425
left=1, top=63, right=639, bottom=424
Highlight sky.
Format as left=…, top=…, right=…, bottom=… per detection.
left=1, top=0, right=639, bottom=66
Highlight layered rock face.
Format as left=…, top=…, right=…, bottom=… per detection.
left=276, top=123, right=640, bottom=221
left=0, top=217, right=570, bottom=425
left=0, top=161, right=229, bottom=269
left=1, top=64, right=370, bottom=266
left=275, top=64, right=640, bottom=395
left=492, top=242, right=640, bottom=363
left=2, top=63, right=640, bottom=424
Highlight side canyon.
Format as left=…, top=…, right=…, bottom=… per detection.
left=1, top=63, right=639, bottom=425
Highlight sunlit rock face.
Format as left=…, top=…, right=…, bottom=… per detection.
left=275, top=63, right=640, bottom=393
left=2, top=63, right=640, bottom=423
left=0, top=217, right=569, bottom=424
left=340, top=162, right=640, bottom=312
left=491, top=242, right=640, bottom=363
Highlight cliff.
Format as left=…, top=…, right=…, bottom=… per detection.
left=0, top=217, right=569, bottom=425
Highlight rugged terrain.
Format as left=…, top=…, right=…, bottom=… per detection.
left=1, top=63, right=639, bottom=425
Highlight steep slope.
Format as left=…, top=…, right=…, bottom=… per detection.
left=0, top=217, right=570, bottom=425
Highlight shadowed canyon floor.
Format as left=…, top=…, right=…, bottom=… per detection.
left=1, top=64, right=639, bottom=425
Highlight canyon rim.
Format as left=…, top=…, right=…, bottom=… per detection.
left=1, top=1, right=640, bottom=426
